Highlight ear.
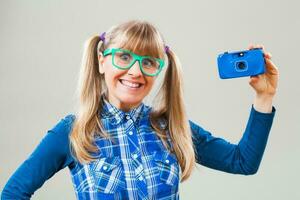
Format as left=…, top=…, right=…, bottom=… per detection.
left=98, top=52, right=105, bottom=74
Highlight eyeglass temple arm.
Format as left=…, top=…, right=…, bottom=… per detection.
left=103, top=48, right=114, bottom=56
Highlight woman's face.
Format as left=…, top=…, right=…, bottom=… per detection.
left=98, top=46, right=157, bottom=112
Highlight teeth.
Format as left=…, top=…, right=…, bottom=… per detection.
left=120, top=80, right=141, bottom=88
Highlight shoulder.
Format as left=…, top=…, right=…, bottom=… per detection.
left=50, top=114, right=76, bottom=135
left=188, top=119, right=214, bottom=142
left=41, top=114, right=76, bottom=155
left=188, top=120, right=202, bottom=132
left=23, top=114, right=77, bottom=169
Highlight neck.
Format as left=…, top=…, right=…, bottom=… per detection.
left=105, top=93, right=142, bottom=112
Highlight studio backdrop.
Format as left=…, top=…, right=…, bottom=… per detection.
left=0, top=0, right=299, bottom=199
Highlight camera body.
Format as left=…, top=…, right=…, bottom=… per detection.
left=217, top=48, right=266, bottom=79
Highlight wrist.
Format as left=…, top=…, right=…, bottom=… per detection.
left=256, top=93, right=275, bottom=101
left=253, top=94, right=274, bottom=113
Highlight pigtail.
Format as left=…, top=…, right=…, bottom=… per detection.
left=70, top=35, right=108, bottom=163
left=155, top=48, right=196, bottom=182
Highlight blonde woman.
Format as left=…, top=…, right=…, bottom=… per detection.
left=1, top=20, right=278, bottom=199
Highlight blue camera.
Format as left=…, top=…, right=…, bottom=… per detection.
left=217, top=48, right=266, bottom=79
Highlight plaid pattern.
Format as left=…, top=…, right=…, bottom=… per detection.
left=70, top=96, right=180, bottom=200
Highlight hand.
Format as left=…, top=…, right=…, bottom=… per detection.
left=248, top=44, right=279, bottom=98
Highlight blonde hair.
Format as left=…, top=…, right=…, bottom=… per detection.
left=70, top=20, right=195, bottom=182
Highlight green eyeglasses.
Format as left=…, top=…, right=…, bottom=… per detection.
left=102, top=48, right=165, bottom=77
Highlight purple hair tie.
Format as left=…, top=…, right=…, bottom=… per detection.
left=99, top=32, right=106, bottom=43
left=165, top=45, right=170, bottom=54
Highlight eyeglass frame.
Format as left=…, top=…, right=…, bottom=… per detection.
left=102, top=48, right=165, bottom=77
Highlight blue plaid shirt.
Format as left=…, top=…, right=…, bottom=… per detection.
left=72, top=97, right=180, bottom=199
left=1, top=96, right=276, bottom=200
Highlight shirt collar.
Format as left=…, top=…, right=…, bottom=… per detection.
left=100, top=94, right=146, bottom=125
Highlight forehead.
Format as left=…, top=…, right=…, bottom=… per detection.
left=108, top=33, right=165, bottom=59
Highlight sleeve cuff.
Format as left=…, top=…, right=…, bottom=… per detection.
left=251, top=104, right=276, bottom=119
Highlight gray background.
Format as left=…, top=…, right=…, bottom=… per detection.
left=1, top=0, right=299, bottom=199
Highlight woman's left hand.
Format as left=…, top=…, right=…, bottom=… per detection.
left=248, top=44, right=279, bottom=98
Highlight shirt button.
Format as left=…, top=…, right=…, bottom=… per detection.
left=126, top=115, right=131, bottom=120
left=128, top=131, right=133, bottom=135
left=138, top=176, right=144, bottom=181
left=103, top=165, right=108, bottom=171
left=132, top=153, right=138, bottom=159
left=165, top=159, right=169, bottom=164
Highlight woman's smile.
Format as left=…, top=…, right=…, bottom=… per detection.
left=119, top=79, right=144, bottom=90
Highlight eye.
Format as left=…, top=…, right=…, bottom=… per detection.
left=142, top=58, right=155, bottom=67
left=120, top=53, right=131, bottom=61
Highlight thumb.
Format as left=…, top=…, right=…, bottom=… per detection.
left=249, top=75, right=259, bottom=85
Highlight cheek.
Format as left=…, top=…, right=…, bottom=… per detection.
left=145, top=77, right=156, bottom=90
left=104, top=68, right=123, bottom=85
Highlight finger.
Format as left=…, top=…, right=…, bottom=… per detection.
left=248, top=44, right=255, bottom=50
left=250, top=75, right=259, bottom=80
left=252, top=44, right=269, bottom=57
left=263, top=52, right=272, bottom=59
left=255, top=44, right=265, bottom=50
left=248, top=44, right=266, bottom=54
left=249, top=75, right=261, bottom=84
left=265, top=58, right=279, bottom=75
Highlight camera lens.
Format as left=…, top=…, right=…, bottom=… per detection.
left=237, top=62, right=246, bottom=70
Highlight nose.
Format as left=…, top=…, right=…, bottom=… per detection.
left=127, top=60, right=143, bottom=77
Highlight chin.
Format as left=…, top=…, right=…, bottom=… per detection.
left=122, top=96, right=143, bottom=104
left=118, top=95, right=144, bottom=107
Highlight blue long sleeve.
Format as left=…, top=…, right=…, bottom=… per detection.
left=1, top=115, right=75, bottom=199
left=190, top=105, right=276, bottom=175
left=1, top=105, right=276, bottom=199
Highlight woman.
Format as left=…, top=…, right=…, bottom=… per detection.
left=1, top=20, right=278, bottom=200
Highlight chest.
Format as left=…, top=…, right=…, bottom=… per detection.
left=70, top=122, right=180, bottom=199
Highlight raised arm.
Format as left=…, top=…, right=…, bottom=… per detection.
left=190, top=105, right=276, bottom=175
left=1, top=115, right=75, bottom=199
